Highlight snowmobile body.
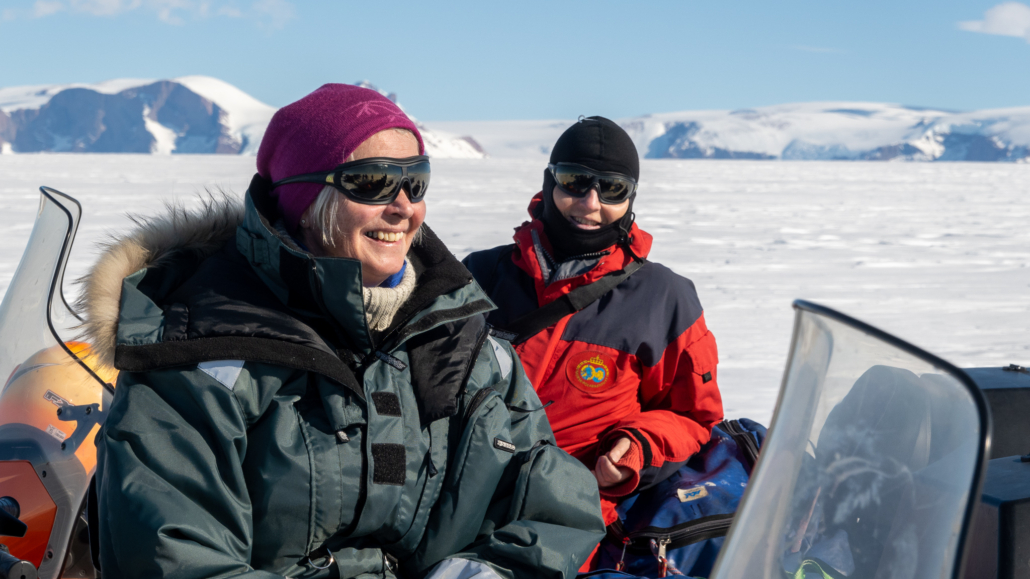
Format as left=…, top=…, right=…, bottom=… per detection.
left=0, top=189, right=114, bottom=579
left=0, top=188, right=1023, bottom=579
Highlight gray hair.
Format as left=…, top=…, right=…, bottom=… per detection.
left=307, top=127, right=424, bottom=249
left=307, top=185, right=424, bottom=249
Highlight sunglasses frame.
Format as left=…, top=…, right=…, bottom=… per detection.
left=547, top=162, right=637, bottom=205
left=272, top=155, right=431, bottom=205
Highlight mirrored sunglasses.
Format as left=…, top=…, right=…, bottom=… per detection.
left=548, top=163, right=637, bottom=204
left=273, top=156, right=431, bottom=205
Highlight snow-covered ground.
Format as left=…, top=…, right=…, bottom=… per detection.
left=0, top=155, right=1027, bottom=422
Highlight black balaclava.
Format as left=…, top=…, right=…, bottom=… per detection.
left=539, top=116, right=640, bottom=261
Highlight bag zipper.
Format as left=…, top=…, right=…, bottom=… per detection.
left=719, top=419, right=760, bottom=471
left=607, top=514, right=735, bottom=554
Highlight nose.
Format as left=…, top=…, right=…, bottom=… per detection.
left=385, top=185, right=417, bottom=220
left=577, top=187, right=602, bottom=211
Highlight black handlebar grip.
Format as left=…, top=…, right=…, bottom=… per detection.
left=0, top=498, right=18, bottom=520
left=0, top=510, right=25, bottom=539
left=0, top=550, right=36, bottom=579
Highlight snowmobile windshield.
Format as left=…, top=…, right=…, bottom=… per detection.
left=711, top=301, right=989, bottom=579
left=0, top=188, right=112, bottom=577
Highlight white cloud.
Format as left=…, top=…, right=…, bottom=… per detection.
left=959, top=2, right=1030, bottom=42
left=252, top=0, right=294, bottom=28
left=33, top=1, right=64, bottom=17
left=67, top=0, right=141, bottom=16
left=20, top=0, right=292, bottom=26
left=149, top=0, right=196, bottom=25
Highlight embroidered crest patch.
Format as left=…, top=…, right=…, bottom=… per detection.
left=566, top=350, right=618, bottom=393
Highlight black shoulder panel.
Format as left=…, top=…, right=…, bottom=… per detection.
left=406, top=313, right=489, bottom=426
left=561, top=262, right=703, bottom=368
left=463, top=245, right=539, bottom=328
left=166, top=241, right=337, bottom=352
left=116, top=241, right=366, bottom=399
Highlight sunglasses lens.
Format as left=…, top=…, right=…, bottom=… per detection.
left=339, top=164, right=404, bottom=202
left=406, top=162, right=431, bottom=202
left=596, top=177, right=634, bottom=203
left=552, top=167, right=595, bottom=196
left=553, top=165, right=635, bottom=203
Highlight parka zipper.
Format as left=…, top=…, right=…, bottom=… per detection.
left=462, top=388, right=494, bottom=431
left=606, top=514, right=735, bottom=555
left=456, top=325, right=491, bottom=397
left=305, top=258, right=362, bottom=363
left=718, top=419, right=760, bottom=471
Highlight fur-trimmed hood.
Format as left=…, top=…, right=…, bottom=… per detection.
left=77, top=195, right=244, bottom=369
left=77, top=175, right=491, bottom=386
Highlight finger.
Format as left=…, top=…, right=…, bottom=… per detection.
left=607, top=437, right=633, bottom=463
left=595, top=457, right=622, bottom=487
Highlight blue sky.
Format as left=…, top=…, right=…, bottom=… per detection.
left=1, top=0, right=1029, bottom=120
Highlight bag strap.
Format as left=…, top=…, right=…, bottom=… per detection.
left=792, top=559, right=847, bottom=579
left=501, top=258, right=645, bottom=344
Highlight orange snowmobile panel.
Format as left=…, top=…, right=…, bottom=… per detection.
left=0, top=460, right=57, bottom=568
left=0, top=343, right=117, bottom=476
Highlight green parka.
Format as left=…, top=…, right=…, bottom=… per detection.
left=84, top=176, right=605, bottom=579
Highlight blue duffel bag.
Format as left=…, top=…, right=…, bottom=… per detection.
left=591, top=418, right=767, bottom=579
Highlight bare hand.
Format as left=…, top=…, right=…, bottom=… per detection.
left=594, top=437, right=634, bottom=488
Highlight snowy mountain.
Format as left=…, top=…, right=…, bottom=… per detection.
left=621, top=102, right=1030, bottom=162
left=0, top=77, right=485, bottom=158
left=434, top=103, right=1030, bottom=162
left=6, top=77, right=1028, bottom=162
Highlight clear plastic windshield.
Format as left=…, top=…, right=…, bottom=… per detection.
left=0, top=187, right=113, bottom=578
left=0, top=187, right=88, bottom=384
left=711, top=302, right=989, bottom=579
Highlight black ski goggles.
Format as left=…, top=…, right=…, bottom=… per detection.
left=548, top=162, right=637, bottom=204
left=272, top=156, right=431, bottom=205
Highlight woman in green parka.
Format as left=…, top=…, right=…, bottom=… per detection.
left=82, top=84, right=605, bottom=579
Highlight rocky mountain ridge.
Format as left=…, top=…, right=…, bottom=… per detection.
left=0, top=77, right=485, bottom=158
left=619, top=102, right=1030, bottom=162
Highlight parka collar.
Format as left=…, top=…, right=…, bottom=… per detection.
left=237, top=173, right=373, bottom=353
left=512, top=192, right=652, bottom=306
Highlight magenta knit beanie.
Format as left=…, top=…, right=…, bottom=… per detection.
left=256, top=83, right=425, bottom=232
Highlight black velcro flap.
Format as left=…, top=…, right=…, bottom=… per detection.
left=702, top=372, right=712, bottom=383
left=493, top=438, right=516, bottom=453
left=371, top=392, right=402, bottom=417
left=375, top=350, right=407, bottom=371
left=371, top=443, right=406, bottom=485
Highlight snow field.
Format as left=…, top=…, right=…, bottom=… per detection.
left=0, top=155, right=1027, bottom=423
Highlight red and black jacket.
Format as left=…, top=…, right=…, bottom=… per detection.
left=463, top=194, right=724, bottom=508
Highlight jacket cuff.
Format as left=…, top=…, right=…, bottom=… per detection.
left=599, top=437, right=644, bottom=498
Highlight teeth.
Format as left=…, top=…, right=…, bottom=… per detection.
left=367, top=231, right=402, bottom=242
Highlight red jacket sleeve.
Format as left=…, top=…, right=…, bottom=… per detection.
left=599, top=313, right=724, bottom=497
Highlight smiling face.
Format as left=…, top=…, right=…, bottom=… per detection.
left=551, top=185, right=630, bottom=230
left=300, top=128, right=425, bottom=287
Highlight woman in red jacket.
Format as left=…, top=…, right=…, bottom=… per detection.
left=463, top=117, right=724, bottom=529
